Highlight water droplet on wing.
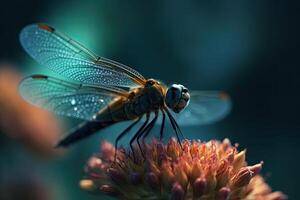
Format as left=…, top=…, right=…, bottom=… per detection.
left=71, top=99, right=76, bottom=105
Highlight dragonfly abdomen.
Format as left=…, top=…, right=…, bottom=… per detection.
left=56, top=121, right=116, bottom=147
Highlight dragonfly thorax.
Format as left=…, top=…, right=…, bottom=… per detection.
left=143, top=79, right=165, bottom=110
left=165, top=84, right=190, bottom=113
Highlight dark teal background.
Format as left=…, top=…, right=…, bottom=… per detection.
left=0, top=1, right=298, bottom=199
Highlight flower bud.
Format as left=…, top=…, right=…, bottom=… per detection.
left=193, top=177, right=207, bottom=198
left=156, top=142, right=165, bottom=153
left=222, top=138, right=231, bottom=151
left=174, top=164, right=188, bottom=188
left=107, top=168, right=125, bottom=184
left=101, top=141, right=115, bottom=161
left=161, top=161, right=175, bottom=187
left=226, top=150, right=235, bottom=164
left=130, top=172, right=141, bottom=185
left=216, top=187, right=230, bottom=200
left=267, top=191, right=288, bottom=200
left=247, top=162, right=263, bottom=176
left=231, top=167, right=253, bottom=188
left=216, top=160, right=229, bottom=188
left=190, top=160, right=202, bottom=182
left=87, top=157, right=102, bottom=169
left=80, top=179, right=96, bottom=191
left=232, top=150, right=246, bottom=171
left=146, top=172, right=160, bottom=190
left=99, top=184, right=120, bottom=196
left=171, top=182, right=185, bottom=200
left=167, top=138, right=180, bottom=159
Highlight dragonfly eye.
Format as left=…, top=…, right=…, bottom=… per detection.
left=165, top=84, right=190, bottom=113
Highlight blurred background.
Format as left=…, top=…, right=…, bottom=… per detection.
left=0, top=0, right=298, bottom=199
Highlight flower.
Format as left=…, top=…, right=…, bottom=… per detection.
left=0, top=66, right=61, bottom=156
left=81, top=138, right=287, bottom=200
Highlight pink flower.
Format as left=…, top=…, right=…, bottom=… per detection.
left=80, top=138, right=287, bottom=200
left=0, top=67, right=61, bottom=156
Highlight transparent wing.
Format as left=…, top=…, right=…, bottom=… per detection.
left=169, top=91, right=231, bottom=126
left=19, top=24, right=146, bottom=88
left=19, top=75, right=125, bottom=121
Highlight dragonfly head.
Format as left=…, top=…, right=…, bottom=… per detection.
left=165, top=84, right=190, bottom=113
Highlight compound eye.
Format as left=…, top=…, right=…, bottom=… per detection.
left=171, top=87, right=181, bottom=99
left=170, top=87, right=177, bottom=99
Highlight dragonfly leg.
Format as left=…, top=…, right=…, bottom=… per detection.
left=171, top=116, right=186, bottom=140
left=114, top=118, right=141, bottom=162
left=165, top=108, right=186, bottom=140
left=142, top=111, right=159, bottom=144
left=136, top=113, right=155, bottom=148
left=136, top=115, right=154, bottom=159
left=164, top=108, right=183, bottom=148
left=129, top=114, right=150, bottom=161
left=159, top=109, right=166, bottom=141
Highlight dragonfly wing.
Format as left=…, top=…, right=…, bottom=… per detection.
left=19, top=75, right=124, bottom=121
left=20, top=24, right=146, bottom=88
left=170, top=91, right=231, bottom=126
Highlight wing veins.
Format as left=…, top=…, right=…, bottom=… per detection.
left=52, top=30, right=98, bottom=60
left=50, top=27, right=145, bottom=84
left=19, top=75, right=125, bottom=121
left=20, top=24, right=146, bottom=88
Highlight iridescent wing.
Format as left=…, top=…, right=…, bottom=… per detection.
left=169, top=91, right=231, bottom=126
left=19, top=24, right=146, bottom=89
left=19, top=75, right=126, bottom=121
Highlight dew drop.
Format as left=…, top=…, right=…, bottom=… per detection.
left=71, top=99, right=76, bottom=105
left=74, top=107, right=78, bottom=111
left=99, top=99, right=104, bottom=103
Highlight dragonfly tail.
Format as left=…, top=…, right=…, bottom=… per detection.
left=56, top=121, right=115, bottom=148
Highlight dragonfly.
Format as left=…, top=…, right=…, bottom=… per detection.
left=19, top=23, right=231, bottom=153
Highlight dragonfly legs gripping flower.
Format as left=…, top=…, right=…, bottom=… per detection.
left=133, top=111, right=158, bottom=160
left=141, top=111, right=159, bottom=145
left=114, top=109, right=185, bottom=162
left=114, top=117, right=141, bottom=162
left=159, top=109, right=166, bottom=141
left=129, top=113, right=150, bottom=161
left=114, top=111, right=161, bottom=162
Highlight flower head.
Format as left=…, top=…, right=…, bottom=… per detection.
left=81, top=138, right=286, bottom=200
left=0, top=67, right=60, bottom=156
